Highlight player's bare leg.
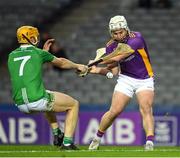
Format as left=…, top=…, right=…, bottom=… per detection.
left=44, top=112, right=64, bottom=147
left=52, top=91, right=79, bottom=150
left=99, top=92, right=130, bottom=131
left=89, top=91, right=131, bottom=150
left=136, top=90, right=154, bottom=151
left=44, top=112, right=59, bottom=129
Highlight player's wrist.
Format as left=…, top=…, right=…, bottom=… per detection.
left=74, top=63, right=80, bottom=70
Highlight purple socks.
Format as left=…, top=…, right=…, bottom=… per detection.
left=97, top=130, right=104, bottom=138
left=146, top=135, right=154, bottom=142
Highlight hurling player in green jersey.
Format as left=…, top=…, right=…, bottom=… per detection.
left=8, top=26, right=88, bottom=150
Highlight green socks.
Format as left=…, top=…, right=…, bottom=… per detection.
left=63, top=137, right=73, bottom=146
left=52, top=128, right=61, bottom=136
left=52, top=128, right=73, bottom=146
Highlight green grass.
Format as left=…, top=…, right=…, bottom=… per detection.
left=0, top=145, right=180, bottom=157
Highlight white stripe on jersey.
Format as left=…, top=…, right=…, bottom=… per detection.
left=21, top=88, right=29, bottom=104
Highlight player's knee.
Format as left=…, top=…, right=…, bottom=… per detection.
left=140, top=105, right=152, bottom=115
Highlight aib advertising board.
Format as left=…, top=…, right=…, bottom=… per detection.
left=0, top=111, right=179, bottom=145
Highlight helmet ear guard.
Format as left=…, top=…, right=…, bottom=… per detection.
left=109, top=15, right=130, bottom=37
left=17, top=26, right=39, bottom=45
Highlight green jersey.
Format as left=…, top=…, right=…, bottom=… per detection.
left=8, top=45, right=55, bottom=105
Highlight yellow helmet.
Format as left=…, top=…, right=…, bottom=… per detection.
left=17, top=26, right=39, bottom=45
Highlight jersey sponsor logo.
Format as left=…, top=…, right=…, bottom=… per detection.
left=122, top=54, right=135, bottom=62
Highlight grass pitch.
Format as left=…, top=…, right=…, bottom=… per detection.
left=0, top=145, right=180, bottom=157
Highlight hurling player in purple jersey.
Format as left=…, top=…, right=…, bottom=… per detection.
left=88, top=15, right=155, bottom=151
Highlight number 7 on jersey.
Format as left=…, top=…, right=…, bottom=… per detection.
left=14, top=56, right=31, bottom=76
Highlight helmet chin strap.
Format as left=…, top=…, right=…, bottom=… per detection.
left=22, top=34, right=37, bottom=46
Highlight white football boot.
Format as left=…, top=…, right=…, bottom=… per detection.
left=88, top=138, right=101, bottom=150
left=144, top=140, right=154, bottom=151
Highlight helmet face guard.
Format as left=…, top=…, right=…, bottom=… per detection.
left=17, top=26, right=39, bottom=45
left=109, top=15, right=130, bottom=37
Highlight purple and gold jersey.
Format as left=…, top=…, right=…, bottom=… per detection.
left=106, top=32, right=154, bottom=79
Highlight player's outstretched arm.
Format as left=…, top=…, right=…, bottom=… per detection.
left=100, top=53, right=131, bottom=64
left=89, top=65, right=118, bottom=75
left=51, top=57, right=88, bottom=73
left=88, top=63, right=118, bottom=79
left=89, top=66, right=109, bottom=75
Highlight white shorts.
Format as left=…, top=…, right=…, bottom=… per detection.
left=17, top=98, right=53, bottom=114
left=114, top=74, right=154, bottom=98
left=17, top=90, right=55, bottom=113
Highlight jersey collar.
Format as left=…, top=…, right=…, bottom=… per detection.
left=20, top=44, right=34, bottom=48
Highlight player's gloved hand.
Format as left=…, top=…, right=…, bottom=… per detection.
left=76, top=65, right=89, bottom=77
left=43, top=39, right=55, bottom=51
left=76, top=60, right=95, bottom=77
